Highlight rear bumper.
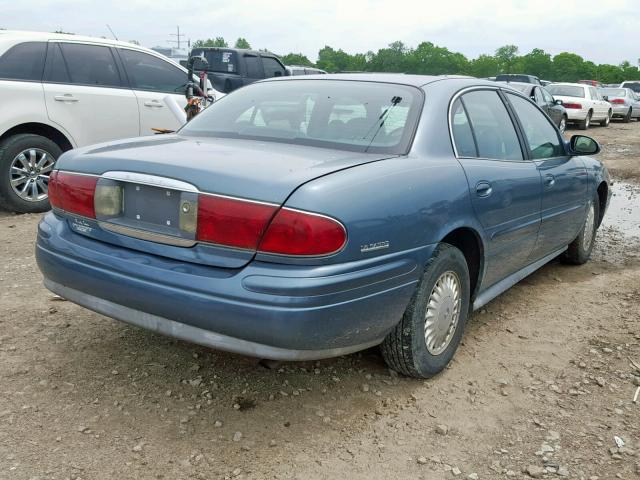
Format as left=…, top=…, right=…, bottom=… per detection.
left=36, top=213, right=429, bottom=360
left=565, top=109, right=589, bottom=121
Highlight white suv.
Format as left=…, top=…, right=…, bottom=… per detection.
left=0, top=31, right=207, bottom=213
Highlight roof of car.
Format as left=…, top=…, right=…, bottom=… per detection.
left=267, top=73, right=478, bottom=88
left=0, top=30, right=145, bottom=48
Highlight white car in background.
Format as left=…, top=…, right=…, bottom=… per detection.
left=546, top=83, right=612, bottom=130
left=0, top=31, right=217, bottom=213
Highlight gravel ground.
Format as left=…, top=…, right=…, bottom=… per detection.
left=0, top=122, right=639, bottom=480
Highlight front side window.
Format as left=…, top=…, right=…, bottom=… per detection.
left=541, top=88, right=555, bottom=104
left=181, top=80, right=422, bottom=154
left=119, top=49, right=186, bottom=93
left=262, top=57, right=285, bottom=78
left=59, top=43, right=121, bottom=87
left=506, top=93, right=564, bottom=160
left=460, top=90, right=523, bottom=161
left=589, top=87, right=599, bottom=100
left=0, top=42, right=47, bottom=81
left=533, top=87, right=545, bottom=105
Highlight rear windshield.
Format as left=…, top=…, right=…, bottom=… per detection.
left=496, top=75, right=533, bottom=83
left=180, top=80, right=423, bottom=154
left=622, top=82, right=640, bottom=93
left=547, top=85, right=585, bottom=98
left=602, top=88, right=626, bottom=97
left=191, top=49, right=238, bottom=74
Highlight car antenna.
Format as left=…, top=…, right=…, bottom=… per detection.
left=364, top=96, right=402, bottom=153
left=106, top=24, right=119, bottom=41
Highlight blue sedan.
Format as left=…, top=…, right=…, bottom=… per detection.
left=36, top=74, right=611, bottom=378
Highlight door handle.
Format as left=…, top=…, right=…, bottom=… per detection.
left=544, top=174, right=556, bottom=188
left=475, top=181, right=492, bottom=197
left=54, top=94, right=79, bottom=102
left=144, top=100, right=164, bottom=108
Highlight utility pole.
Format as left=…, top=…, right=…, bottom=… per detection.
left=169, top=26, right=185, bottom=49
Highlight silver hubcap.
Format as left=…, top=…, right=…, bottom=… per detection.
left=583, top=201, right=596, bottom=250
left=10, top=148, right=55, bottom=202
left=424, top=271, right=462, bottom=356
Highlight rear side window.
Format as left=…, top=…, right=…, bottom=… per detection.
left=0, top=42, right=46, bottom=81
left=119, top=49, right=186, bottom=93
left=244, top=55, right=263, bottom=78
left=262, top=57, right=285, bottom=78
left=59, top=43, right=122, bottom=87
left=506, top=93, right=564, bottom=159
left=460, top=90, right=523, bottom=161
left=450, top=99, right=477, bottom=157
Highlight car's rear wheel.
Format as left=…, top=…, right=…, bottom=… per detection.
left=0, top=134, right=61, bottom=213
left=598, top=110, right=611, bottom=127
left=578, top=111, right=591, bottom=130
left=558, top=115, right=567, bottom=134
left=381, top=243, right=470, bottom=378
left=622, top=108, right=632, bottom=123
left=563, top=194, right=599, bottom=265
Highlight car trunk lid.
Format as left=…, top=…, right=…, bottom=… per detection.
left=55, top=135, right=396, bottom=268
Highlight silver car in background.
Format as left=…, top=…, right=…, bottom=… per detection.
left=601, top=87, right=640, bottom=122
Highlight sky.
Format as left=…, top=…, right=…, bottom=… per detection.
left=2, top=0, right=638, bottom=66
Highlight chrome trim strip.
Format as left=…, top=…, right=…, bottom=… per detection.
left=43, top=279, right=383, bottom=361
left=101, top=171, right=199, bottom=192
left=199, top=191, right=280, bottom=207
left=98, top=222, right=196, bottom=247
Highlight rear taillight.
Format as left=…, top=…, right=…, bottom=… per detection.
left=196, top=195, right=277, bottom=250
left=258, top=208, right=347, bottom=256
left=563, top=102, right=582, bottom=109
left=48, top=171, right=98, bottom=218
left=609, top=98, right=625, bottom=104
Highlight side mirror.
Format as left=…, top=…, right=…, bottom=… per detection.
left=602, top=95, right=609, bottom=101
left=554, top=99, right=563, bottom=106
left=569, top=135, right=600, bottom=156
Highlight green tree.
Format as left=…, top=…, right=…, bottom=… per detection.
left=520, top=48, right=553, bottom=79
left=408, top=41, right=468, bottom=75
left=192, top=37, right=228, bottom=48
left=552, top=52, right=585, bottom=82
left=281, top=53, right=314, bottom=66
left=495, top=45, right=519, bottom=73
left=316, top=46, right=357, bottom=72
left=234, top=37, right=251, bottom=49
left=468, top=54, right=499, bottom=78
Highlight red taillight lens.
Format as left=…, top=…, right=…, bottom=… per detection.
left=609, top=98, right=625, bottom=104
left=258, top=208, right=346, bottom=256
left=196, top=195, right=277, bottom=250
left=49, top=171, right=98, bottom=218
left=563, top=102, right=582, bottom=109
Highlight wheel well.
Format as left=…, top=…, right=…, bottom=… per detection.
left=596, top=182, right=608, bottom=226
left=0, top=123, right=73, bottom=152
left=441, top=228, right=483, bottom=299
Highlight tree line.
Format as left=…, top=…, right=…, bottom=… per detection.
left=192, top=37, right=640, bottom=84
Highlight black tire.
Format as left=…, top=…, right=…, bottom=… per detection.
left=563, top=194, right=600, bottom=265
left=558, top=115, right=567, bottom=134
left=598, top=110, right=611, bottom=127
left=381, top=243, right=471, bottom=378
left=0, top=134, right=62, bottom=213
left=578, top=111, right=591, bottom=130
left=622, top=108, right=632, bottom=123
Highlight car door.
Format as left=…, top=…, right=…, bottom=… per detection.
left=451, top=90, right=542, bottom=287
left=589, top=87, right=607, bottom=119
left=117, top=48, right=189, bottom=135
left=242, top=54, right=264, bottom=87
left=504, top=92, right=588, bottom=259
left=42, top=42, right=139, bottom=147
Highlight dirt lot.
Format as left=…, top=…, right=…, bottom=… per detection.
left=1, top=122, right=639, bottom=480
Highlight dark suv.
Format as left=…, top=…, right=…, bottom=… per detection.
left=190, top=48, right=287, bottom=93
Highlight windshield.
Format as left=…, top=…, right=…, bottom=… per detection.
left=547, top=85, right=585, bottom=98
left=622, top=82, right=640, bottom=93
left=180, top=80, right=423, bottom=154
left=191, top=49, right=238, bottom=74
left=602, top=88, right=626, bottom=97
